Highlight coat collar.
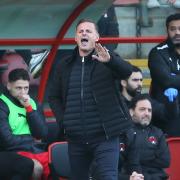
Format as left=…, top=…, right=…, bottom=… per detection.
left=65, top=46, right=96, bottom=64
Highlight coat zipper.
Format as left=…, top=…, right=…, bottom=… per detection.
left=81, top=57, right=88, bottom=142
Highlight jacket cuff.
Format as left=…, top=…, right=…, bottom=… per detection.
left=25, top=105, right=33, bottom=113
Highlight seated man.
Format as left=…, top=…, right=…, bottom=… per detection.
left=120, top=65, right=178, bottom=136
left=0, top=152, right=34, bottom=180
left=0, top=68, right=49, bottom=179
left=119, top=94, right=170, bottom=180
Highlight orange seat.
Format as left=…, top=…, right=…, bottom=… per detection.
left=166, top=137, right=180, bottom=180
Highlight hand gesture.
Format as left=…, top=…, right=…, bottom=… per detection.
left=92, top=43, right=110, bottom=63
left=18, top=94, right=31, bottom=107
left=164, top=88, right=178, bottom=102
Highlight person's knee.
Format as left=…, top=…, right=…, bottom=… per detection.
left=32, top=159, right=43, bottom=180
left=25, top=159, right=34, bottom=177
left=13, top=155, right=34, bottom=177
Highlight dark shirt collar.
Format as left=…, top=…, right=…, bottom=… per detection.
left=134, top=122, right=151, bottom=129
left=121, top=95, right=131, bottom=108
left=66, top=46, right=96, bottom=64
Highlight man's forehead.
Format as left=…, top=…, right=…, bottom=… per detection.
left=10, top=79, right=29, bottom=86
left=168, top=20, right=180, bottom=27
left=136, top=99, right=152, bottom=108
left=130, top=72, right=142, bottom=78
left=136, top=99, right=151, bottom=107
left=77, top=22, right=96, bottom=30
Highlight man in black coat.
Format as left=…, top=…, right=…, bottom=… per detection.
left=119, top=94, right=170, bottom=180
left=120, top=65, right=178, bottom=136
left=148, top=13, right=180, bottom=136
left=48, top=18, right=133, bottom=180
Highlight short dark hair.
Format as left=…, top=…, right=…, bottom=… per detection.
left=8, top=68, right=30, bottom=82
left=129, top=93, right=152, bottom=110
left=76, top=18, right=99, bottom=32
left=124, top=65, right=142, bottom=80
left=131, top=65, right=142, bottom=74
left=166, top=13, right=180, bottom=28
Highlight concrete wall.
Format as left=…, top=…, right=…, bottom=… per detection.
left=114, top=4, right=179, bottom=58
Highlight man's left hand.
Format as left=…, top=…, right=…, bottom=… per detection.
left=92, top=43, right=110, bottom=62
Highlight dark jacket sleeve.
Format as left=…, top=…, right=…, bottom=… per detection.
left=148, top=47, right=180, bottom=89
left=142, top=129, right=170, bottom=168
left=151, top=97, right=180, bottom=135
left=151, top=99, right=166, bottom=123
left=26, top=103, right=48, bottom=139
left=164, top=97, right=180, bottom=120
left=48, top=62, right=65, bottom=139
left=105, top=52, right=133, bottom=79
left=151, top=98, right=179, bottom=124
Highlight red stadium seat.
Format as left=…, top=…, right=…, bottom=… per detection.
left=1, top=53, right=28, bottom=85
left=166, top=137, right=180, bottom=180
left=48, top=142, right=70, bottom=180
left=1, top=53, right=40, bottom=86
left=0, top=59, right=8, bottom=73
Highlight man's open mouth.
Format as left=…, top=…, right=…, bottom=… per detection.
left=81, top=38, right=88, bottom=46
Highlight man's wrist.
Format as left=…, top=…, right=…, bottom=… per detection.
left=25, top=105, right=33, bottom=112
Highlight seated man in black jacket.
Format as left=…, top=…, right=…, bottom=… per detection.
left=120, top=65, right=178, bottom=136
left=119, top=94, right=170, bottom=180
left=0, top=68, right=49, bottom=179
left=91, top=94, right=170, bottom=180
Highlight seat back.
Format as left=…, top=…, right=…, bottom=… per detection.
left=48, top=142, right=71, bottom=180
left=42, top=120, right=59, bottom=146
left=1, top=53, right=28, bottom=85
left=166, top=137, right=180, bottom=180
left=1, top=53, right=40, bottom=86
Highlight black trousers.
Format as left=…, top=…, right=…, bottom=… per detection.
left=68, top=137, right=120, bottom=180
left=0, top=152, right=34, bottom=180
